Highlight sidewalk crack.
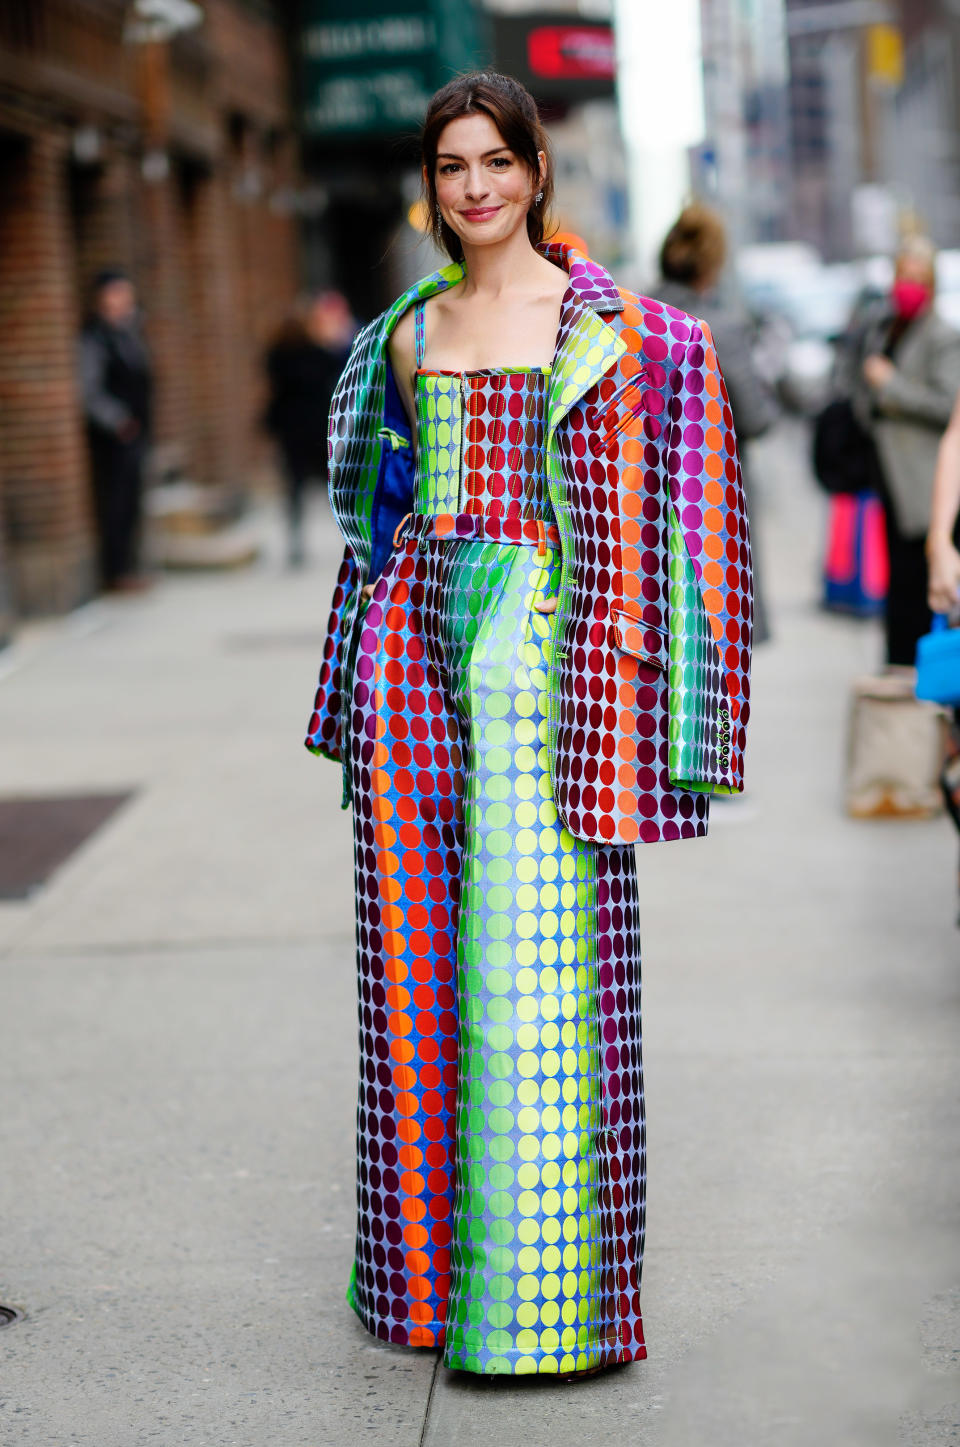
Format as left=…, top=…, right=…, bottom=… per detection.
left=418, top=1354, right=442, bottom=1447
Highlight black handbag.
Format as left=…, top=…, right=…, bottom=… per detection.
left=811, top=397, right=880, bottom=496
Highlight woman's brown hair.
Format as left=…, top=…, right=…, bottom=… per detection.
left=659, top=203, right=727, bottom=289
left=421, top=71, right=554, bottom=262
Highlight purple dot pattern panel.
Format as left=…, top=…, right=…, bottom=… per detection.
left=305, top=547, right=358, bottom=764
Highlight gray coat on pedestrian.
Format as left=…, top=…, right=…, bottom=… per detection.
left=851, top=305, right=960, bottom=539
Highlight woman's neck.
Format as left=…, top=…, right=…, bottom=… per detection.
left=457, top=229, right=555, bottom=300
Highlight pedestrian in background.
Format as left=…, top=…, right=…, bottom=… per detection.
left=78, top=269, right=153, bottom=592
left=849, top=236, right=960, bottom=667
left=656, top=203, right=778, bottom=643
left=264, top=291, right=354, bottom=567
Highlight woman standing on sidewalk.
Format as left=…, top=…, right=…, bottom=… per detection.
left=305, top=71, right=753, bottom=1377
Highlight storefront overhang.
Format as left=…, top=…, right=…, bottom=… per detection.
left=300, top=0, right=490, bottom=139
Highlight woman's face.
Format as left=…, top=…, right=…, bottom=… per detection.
left=429, top=112, right=543, bottom=252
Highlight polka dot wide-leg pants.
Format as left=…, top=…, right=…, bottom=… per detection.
left=345, top=523, right=647, bottom=1376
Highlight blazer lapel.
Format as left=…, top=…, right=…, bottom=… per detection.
left=374, top=259, right=465, bottom=352
left=547, top=290, right=626, bottom=438
left=539, top=240, right=627, bottom=435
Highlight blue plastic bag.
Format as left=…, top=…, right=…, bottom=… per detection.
left=916, top=614, right=960, bottom=707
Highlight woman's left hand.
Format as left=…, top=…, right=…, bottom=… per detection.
left=863, top=354, right=895, bottom=391
left=533, top=596, right=557, bottom=614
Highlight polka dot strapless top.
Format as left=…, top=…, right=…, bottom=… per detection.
left=413, top=367, right=556, bottom=523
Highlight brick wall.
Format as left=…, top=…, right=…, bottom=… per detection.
left=0, top=0, right=301, bottom=619
left=69, top=154, right=139, bottom=305
left=178, top=162, right=243, bottom=487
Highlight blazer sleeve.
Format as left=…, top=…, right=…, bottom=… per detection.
left=304, top=545, right=359, bottom=764
left=664, top=321, right=753, bottom=795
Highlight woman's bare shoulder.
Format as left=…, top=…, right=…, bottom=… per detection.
left=388, top=306, right=417, bottom=426
left=539, top=255, right=573, bottom=302
left=390, top=305, right=416, bottom=372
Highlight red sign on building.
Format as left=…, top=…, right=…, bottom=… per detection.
left=527, top=25, right=616, bottom=82
left=492, top=14, right=616, bottom=103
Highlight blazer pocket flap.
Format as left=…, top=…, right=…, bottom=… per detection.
left=611, top=607, right=667, bottom=671
left=587, top=372, right=664, bottom=453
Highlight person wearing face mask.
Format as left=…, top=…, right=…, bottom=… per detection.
left=851, top=236, right=960, bottom=667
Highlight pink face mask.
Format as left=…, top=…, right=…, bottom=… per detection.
left=891, top=278, right=932, bottom=320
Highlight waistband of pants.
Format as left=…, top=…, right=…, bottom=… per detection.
left=393, top=511, right=560, bottom=555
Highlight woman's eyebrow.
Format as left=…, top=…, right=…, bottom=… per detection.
left=436, top=148, right=512, bottom=160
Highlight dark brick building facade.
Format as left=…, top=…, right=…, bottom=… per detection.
left=0, top=0, right=300, bottom=624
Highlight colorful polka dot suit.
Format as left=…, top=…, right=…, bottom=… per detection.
left=305, top=244, right=752, bottom=1376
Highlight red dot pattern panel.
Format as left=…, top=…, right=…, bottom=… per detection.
left=415, top=368, right=555, bottom=521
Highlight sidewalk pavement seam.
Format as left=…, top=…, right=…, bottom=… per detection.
left=418, top=1355, right=443, bottom=1447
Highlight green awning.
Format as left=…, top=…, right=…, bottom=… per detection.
left=301, top=0, right=491, bottom=138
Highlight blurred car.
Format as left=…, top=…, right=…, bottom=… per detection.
left=735, top=245, right=960, bottom=416
left=736, top=245, right=876, bottom=413
left=934, top=249, right=960, bottom=329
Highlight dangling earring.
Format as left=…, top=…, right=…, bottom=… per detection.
left=536, top=191, right=544, bottom=204
left=435, top=203, right=443, bottom=229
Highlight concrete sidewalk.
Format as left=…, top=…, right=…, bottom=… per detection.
left=1, top=426, right=958, bottom=1447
